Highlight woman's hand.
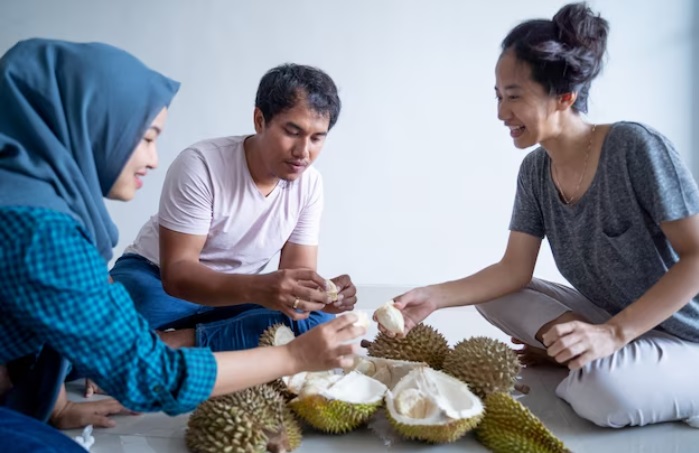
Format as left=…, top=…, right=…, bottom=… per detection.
left=285, top=313, right=365, bottom=371
left=541, top=320, right=626, bottom=369
left=375, top=286, right=439, bottom=337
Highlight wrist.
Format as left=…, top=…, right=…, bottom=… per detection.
left=605, top=319, right=632, bottom=346
left=280, top=343, right=303, bottom=375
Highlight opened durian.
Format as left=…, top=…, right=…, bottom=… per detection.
left=442, top=336, right=521, bottom=399
left=186, top=384, right=302, bottom=453
left=475, top=392, right=570, bottom=453
left=373, top=300, right=404, bottom=335
left=385, top=367, right=484, bottom=443
left=348, top=356, right=426, bottom=388
left=288, top=370, right=387, bottom=434
left=361, top=324, right=449, bottom=369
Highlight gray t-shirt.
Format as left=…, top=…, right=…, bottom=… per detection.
left=511, top=121, right=699, bottom=342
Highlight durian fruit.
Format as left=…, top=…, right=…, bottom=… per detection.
left=326, top=279, right=339, bottom=302
left=258, top=324, right=297, bottom=400
left=373, top=300, right=404, bottom=335
left=186, top=384, right=302, bottom=453
left=338, top=309, right=371, bottom=330
left=361, top=324, right=449, bottom=370
left=258, top=323, right=295, bottom=348
left=348, top=356, right=426, bottom=388
left=442, top=336, right=521, bottom=399
left=475, top=392, right=570, bottom=453
left=385, top=367, right=484, bottom=444
left=288, top=370, right=387, bottom=434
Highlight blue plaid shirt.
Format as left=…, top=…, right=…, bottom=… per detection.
left=0, top=207, right=216, bottom=415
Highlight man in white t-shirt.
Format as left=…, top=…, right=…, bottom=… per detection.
left=110, top=63, right=355, bottom=352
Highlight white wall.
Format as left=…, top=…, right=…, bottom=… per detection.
left=0, top=0, right=694, bottom=287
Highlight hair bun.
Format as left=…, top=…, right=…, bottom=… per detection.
left=553, top=2, right=608, bottom=59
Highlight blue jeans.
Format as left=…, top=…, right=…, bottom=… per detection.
left=110, top=254, right=334, bottom=351
left=0, top=407, right=85, bottom=452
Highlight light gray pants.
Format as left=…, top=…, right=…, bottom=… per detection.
left=475, top=278, right=699, bottom=428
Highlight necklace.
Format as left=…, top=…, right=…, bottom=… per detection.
left=552, top=124, right=596, bottom=205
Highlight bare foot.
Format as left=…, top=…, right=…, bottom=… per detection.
left=84, top=378, right=107, bottom=398
left=50, top=397, right=138, bottom=429
left=511, top=337, right=564, bottom=368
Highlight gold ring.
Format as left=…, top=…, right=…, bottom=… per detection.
left=293, top=297, right=300, bottom=309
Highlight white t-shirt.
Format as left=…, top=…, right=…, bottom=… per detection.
left=124, top=135, right=324, bottom=274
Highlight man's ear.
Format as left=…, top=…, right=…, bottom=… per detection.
left=253, top=107, right=266, bottom=133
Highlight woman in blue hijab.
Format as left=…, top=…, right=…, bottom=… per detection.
left=0, top=38, right=364, bottom=450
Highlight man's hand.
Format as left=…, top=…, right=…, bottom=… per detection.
left=285, top=313, right=365, bottom=372
left=541, top=320, right=626, bottom=370
left=322, top=274, right=358, bottom=314
left=255, top=269, right=332, bottom=319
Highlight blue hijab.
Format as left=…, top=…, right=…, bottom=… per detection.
left=0, top=39, right=179, bottom=260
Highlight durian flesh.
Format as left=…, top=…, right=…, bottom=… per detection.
left=348, top=356, right=426, bottom=389
left=373, top=300, right=404, bottom=335
left=288, top=371, right=387, bottom=434
left=385, top=367, right=484, bottom=444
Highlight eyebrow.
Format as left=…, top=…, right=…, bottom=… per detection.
left=149, top=126, right=162, bottom=134
left=286, top=121, right=327, bottom=136
left=494, top=84, right=523, bottom=91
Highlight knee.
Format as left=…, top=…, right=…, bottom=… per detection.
left=558, top=367, right=638, bottom=428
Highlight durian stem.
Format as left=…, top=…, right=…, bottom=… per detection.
left=360, top=340, right=373, bottom=348
left=515, top=383, right=530, bottom=394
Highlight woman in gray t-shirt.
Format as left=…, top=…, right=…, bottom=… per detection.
left=384, top=3, right=699, bottom=429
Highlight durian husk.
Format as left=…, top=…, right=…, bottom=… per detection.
left=186, top=384, right=302, bottom=452
left=258, top=324, right=297, bottom=401
left=385, top=368, right=484, bottom=444
left=287, top=371, right=386, bottom=434
left=288, top=394, right=381, bottom=434
left=361, top=324, right=449, bottom=370
left=475, top=392, right=570, bottom=453
left=442, top=336, right=521, bottom=399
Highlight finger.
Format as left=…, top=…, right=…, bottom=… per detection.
left=334, top=343, right=359, bottom=358
left=553, top=341, right=586, bottom=364
left=295, top=299, right=327, bottom=313
left=568, top=351, right=595, bottom=370
left=542, top=321, right=578, bottom=347
left=546, top=331, right=582, bottom=357
left=291, top=269, right=326, bottom=288
left=511, top=337, right=525, bottom=345
left=84, top=379, right=94, bottom=398
left=287, top=309, right=311, bottom=321
left=297, top=286, right=332, bottom=304
left=297, top=279, right=322, bottom=290
left=328, top=312, right=359, bottom=330
left=91, top=415, right=117, bottom=429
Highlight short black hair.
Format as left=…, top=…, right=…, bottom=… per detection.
left=501, top=2, right=609, bottom=113
left=255, top=63, right=341, bottom=130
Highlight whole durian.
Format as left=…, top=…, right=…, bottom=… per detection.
left=385, top=367, right=484, bottom=443
left=442, top=336, right=521, bottom=399
left=288, top=371, right=387, bottom=434
left=361, top=324, right=449, bottom=369
left=186, top=384, right=302, bottom=453
left=475, top=392, right=570, bottom=453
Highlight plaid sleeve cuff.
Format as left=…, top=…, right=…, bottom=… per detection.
left=156, top=347, right=217, bottom=415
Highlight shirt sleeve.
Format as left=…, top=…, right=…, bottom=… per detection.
left=625, top=123, right=699, bottom=224
left=158, top=148, right=214, bottom=236
left=509, top=153, right=545, bottom=238
left=10, top=218, right=216, bottom=415
left=288, top=171, right=324, bottom=246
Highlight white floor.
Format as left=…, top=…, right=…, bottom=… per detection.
left=62, top=286, right=697, bottom=452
